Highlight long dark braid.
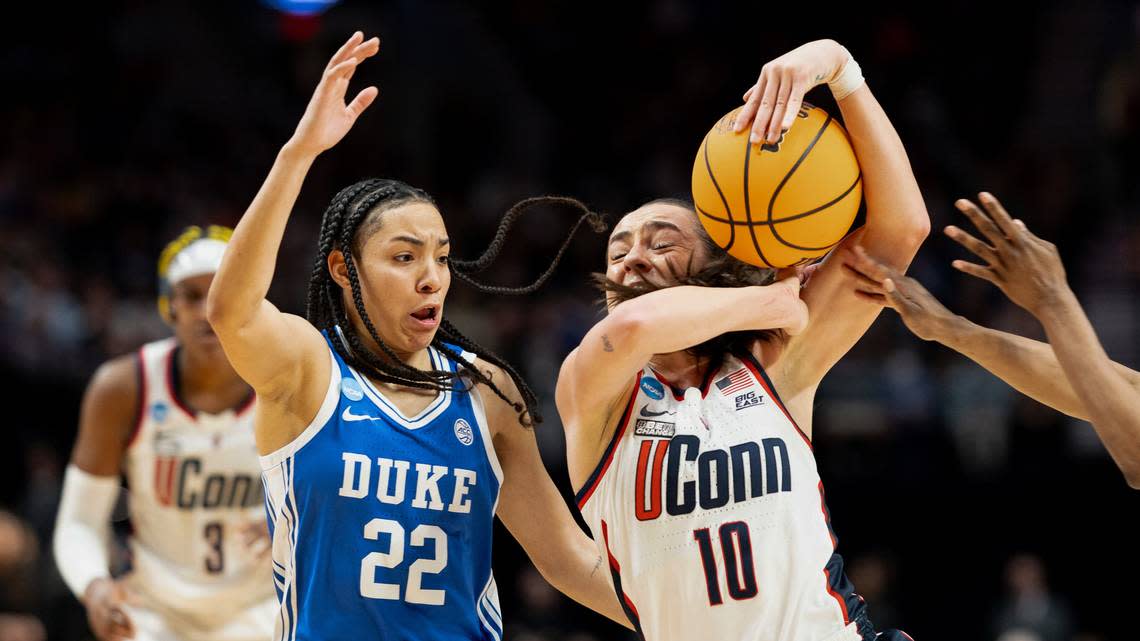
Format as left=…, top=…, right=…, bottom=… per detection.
left=305, top=178, right=607, bottom=426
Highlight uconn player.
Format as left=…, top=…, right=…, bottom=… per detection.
left=53, top=226, right=275, bottom=641
left=206, top=32, right=627, bottom=641
left=558, top=40, right=927, bottom=640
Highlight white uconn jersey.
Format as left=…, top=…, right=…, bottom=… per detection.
left=577, top=353, right=867, bottom=641
left=124, top=338, right=273, bottom=621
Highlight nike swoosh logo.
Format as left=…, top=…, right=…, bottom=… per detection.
left=639, top=407, right=676, bottom=418
left=342, top=407, right=384, bottom=422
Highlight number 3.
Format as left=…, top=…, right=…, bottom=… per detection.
left=360, top=518, right=448, bottom=605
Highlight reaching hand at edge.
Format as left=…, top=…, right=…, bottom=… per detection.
left=290, top=31, right=381, bottom=157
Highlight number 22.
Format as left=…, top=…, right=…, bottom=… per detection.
left=360, top=518, right=448, bottom=605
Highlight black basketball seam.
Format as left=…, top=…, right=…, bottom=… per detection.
left=768, top=173, right=862, bottom=250
left=701, top=132, right=735, bottom=251
left=766, top=114, right=852, bottom=254
left=741, top=132, right=775, bottom=268
left=698, top=171, right=862, bottom=227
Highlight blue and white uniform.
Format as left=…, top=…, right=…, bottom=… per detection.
left=261, top=337, right=504, bottom=641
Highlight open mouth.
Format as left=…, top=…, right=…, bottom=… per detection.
left=410, top=305, right=440, bottom=323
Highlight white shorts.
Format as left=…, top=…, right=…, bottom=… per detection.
left=121, top=577, right=276, bottom=641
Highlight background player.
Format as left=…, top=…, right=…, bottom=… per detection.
left=52, top=225, right=275, bottom=641
left=557, top=39, right=928, bottom=640
left=845, top=192, right=1140, bottom=488
left=206, top=31, right=628, bottom=641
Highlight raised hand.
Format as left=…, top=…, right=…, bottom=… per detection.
left=843, top=245, right=959, bottom=342
left=945, top=192, right=1069, bottom=316
left=289, top=31, right=381, bottom=157
left=732, top=39, right=848, bottom=144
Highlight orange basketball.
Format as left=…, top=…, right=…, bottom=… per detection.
left=691, top=103, right=862, bottom=268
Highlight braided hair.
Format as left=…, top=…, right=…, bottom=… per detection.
left=594, top=197, right=785, bottom=366
left=306, top=178, right=605, bottom=426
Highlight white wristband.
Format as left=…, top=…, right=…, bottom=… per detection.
left=828, top=48, right=865, bottom=101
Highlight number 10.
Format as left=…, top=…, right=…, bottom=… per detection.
left=693, top=522, right=757, bottom=605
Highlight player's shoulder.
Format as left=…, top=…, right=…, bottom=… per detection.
left=86, top=350, right=142, bottom=402
left=465, top=356, right=521, bottom=400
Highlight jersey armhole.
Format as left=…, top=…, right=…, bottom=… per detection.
left=573, top=376, right=639, bottom=509
left=259, top=348, right=341, bottom=470
left=124, top=348, right=147, bottom=450
left=465, top=382, right=504, bottom=489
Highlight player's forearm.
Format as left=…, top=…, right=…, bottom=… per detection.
left=834, top=86, right=929, bottom=267
left=1037, top=289, right=1140, bottom=486
left=612, top=284, right=806, bottom=358
left=936, top=315, right=1092, bottom=419
left=53, top=465, right=118, bottom=600
left=539, top=537, right=633, bottom=629
left=207, top=142, right=316, bottom=331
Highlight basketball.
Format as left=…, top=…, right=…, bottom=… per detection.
left=691, top=103, right=862, bottom=268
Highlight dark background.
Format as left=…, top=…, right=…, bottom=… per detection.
left=1, top=1, right=1139, bottom=640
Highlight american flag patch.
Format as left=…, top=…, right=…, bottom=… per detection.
left=714, top=368, right=752, bottom=395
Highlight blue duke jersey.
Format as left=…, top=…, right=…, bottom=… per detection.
left=577, top=353, right=872, bottom=641
left=261, top=337, right=504, bottom=641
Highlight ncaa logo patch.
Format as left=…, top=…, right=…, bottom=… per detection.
left=639, top=376, right=665, bottom=401
left=454, top=418, right=474, bottom=446
left=341, top=378, right=364, bottom=401
left=151, top=401, right=169, bottom=423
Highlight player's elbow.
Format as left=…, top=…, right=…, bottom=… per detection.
left=601, top=304, right=651, bottom=351
left=1122, top=465, right=1140, bottom=490
left=902, top=210, right=931, bottom=248
left=205, top=283, right=242, bottom=334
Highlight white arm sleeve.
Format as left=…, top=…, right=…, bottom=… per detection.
left=53, top=464, right=120, bottom=599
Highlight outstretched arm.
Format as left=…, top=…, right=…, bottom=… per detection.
left=735, top=40, right=930, bottom=405
left=206, top=32, right=379, bottom=449
left=946, top=193, right=1140, bottom=487
left=846, top=238, right=1140, bottom=488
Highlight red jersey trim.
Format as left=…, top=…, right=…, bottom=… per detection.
left=574, top=377, right=639, bottom=509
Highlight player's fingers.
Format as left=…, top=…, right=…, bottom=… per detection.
left=346, top=86, right=379, bottom=119
left=848, top=245, right=892, bottom=281
left=734, top=75, right=766, bottom=133
left=977, top=192, right=1020, bottom=239
left=842, top=263, right=887, bottom=292
left=854, top=289, right=887, bottom=305
left=347, top=37, right=381, bottom=66
left=951, top=259, right=999, bottom=284
left=943, top=225, right=1000, bottom=265
left=882, top=284, right=921, bottom=316
left=954, top=198, right=1008, bottom=248
left=328, top=31, right=364, bottom=69
left=742, top=83, right=756, bottom=103
left=779, top=87, right=804, bottom=138
left=766, top=72, right=796, bottom=143
left=750, top=71, right=780, bottom=143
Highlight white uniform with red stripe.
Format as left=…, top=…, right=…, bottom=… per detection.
left=122, top=338, right=275, bottom=640
left=577, top=353, right=864, bottom=641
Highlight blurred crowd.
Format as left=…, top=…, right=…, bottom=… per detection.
left=1, top=1, right=1139, bottom=640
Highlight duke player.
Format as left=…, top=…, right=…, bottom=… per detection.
left=206, top=32, right=627, bottom=640
left=557, top=40, right=928, bottom=640
left=53, top=226, right=275, bottom=641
